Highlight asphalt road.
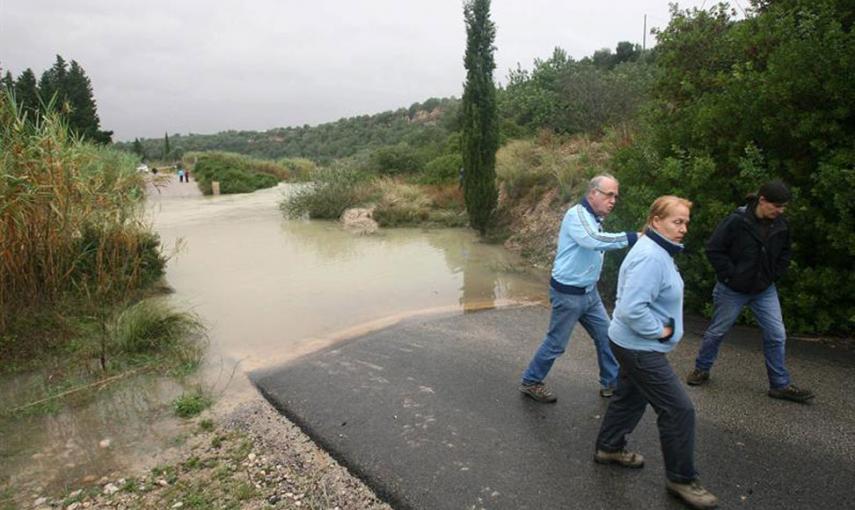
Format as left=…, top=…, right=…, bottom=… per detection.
left=252, top=304, right=855, bottom=509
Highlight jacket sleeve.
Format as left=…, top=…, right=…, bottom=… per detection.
left=614, top=257, right=666, bottom=340
left=775, top=225, right=792, bottom=280
left=706, top=214, right=738, bottom=283
left=567, top=206, right=633, bottom=252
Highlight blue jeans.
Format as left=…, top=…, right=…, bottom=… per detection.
left=695, top=282, right=790, bottom=389
left=597, top=342, right=698, bottom=483
left=521, top=287, right=619, bottom=388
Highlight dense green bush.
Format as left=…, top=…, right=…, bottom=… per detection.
left=190, top=152, right=282, bottom=195
left=419, top=153, right=462, bottom=185
left=369, top=142, right=425, bottom=175
left=609, top=1, right=855, bottom=334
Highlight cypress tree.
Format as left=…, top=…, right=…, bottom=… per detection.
left=461, top=0, right=499, bottom=235
left=132, top=138, right=146, bottom=160
left=163, top=132, right=171, bottom=160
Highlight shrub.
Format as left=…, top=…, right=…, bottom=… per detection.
left=189, top=152, right=284, bottom=195
left=419, top=153, right=463, bottom=185
left=279, top=157, right=317, bottom=182
left=281, top=164, right=372, bottom=219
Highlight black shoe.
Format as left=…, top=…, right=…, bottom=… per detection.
left=519, top=382, right=557, bottom=403
left=686, top=368, right=710, bottom=386
left=768, top=384, right=815, bottom=403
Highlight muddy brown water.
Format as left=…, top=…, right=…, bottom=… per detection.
left=0, top=182, right=549, bottom=500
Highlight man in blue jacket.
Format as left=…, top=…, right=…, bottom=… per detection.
left=687, top=180, right=814, bottom=403
left=519, top=174, right=637, bottom=402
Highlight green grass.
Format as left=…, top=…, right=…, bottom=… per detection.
left=172, top=389, right=212, bottom=418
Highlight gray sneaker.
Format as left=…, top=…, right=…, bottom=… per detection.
left=666, top=479, right=719, bottom=509
left=518, top=382, right=557, bottom=403
left=768, top=384, right=815, bottom=403
left=593, top=449, right=644, bottom=468
left=686, top=368, right=710, bottom=386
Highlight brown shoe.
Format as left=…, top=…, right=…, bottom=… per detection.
left=666, top=479, right=718, bottom=509
left=519, top=382, right=557, bottom=403
left=593, top=449, right=644, bottom=468
left=686, top=368, right=710, bottom=386
left=768, top=384, right=815, bottom=403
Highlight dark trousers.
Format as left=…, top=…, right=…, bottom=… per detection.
left=595, top=341, right=698, bottom=483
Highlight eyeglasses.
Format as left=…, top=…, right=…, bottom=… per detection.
left=595, top=188, right=619, bottom=200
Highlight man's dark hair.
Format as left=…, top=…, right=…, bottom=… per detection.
left=758, top=180, right=791, bottom=204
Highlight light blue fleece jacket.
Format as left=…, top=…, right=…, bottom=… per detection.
left=609, top=229, right=685, bottom=353
left=551, top=197, right=637, bottom=291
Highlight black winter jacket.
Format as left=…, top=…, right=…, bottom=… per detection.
left=705, top=199, right=792, bottom=294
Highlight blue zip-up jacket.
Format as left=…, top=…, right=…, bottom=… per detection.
left=609, top=229, right=685, bottom=353
left=551, top=197, right=637, bottom=292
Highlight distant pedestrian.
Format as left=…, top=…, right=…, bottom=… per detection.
left=177, top=166, right=186, bottom=183
left=594, top=195, right=718, bottom=510
left=519, top=174, right=638, bottom=402
left=687, top=180, right=814, bottom=403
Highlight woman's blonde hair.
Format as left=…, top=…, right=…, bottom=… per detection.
left=644, top=195, right=693, bottom=230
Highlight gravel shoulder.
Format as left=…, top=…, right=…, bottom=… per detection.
left=30, top=391, right=390, bottom=510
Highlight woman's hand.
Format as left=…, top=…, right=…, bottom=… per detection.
left=661, top=326, right=673, bottom=339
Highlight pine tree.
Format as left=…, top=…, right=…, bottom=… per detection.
left=39, top=55, right=69, bottom=113
left=65, top=60, right=112, bottom=143
left=461, top=0, right=499, bottom=235
left=14, top=69, right=40, bottom=121
left=1, top=70, right=13, bottom=93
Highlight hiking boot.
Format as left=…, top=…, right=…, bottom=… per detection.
left=519, top=382, right=557, bottom=403
left=593, top=449, right=644, bottom=468
left=666, top=479, right=719, bottom=509
left=768, top=384, right=815, bottom=403
left=599, top=387, right=615, bottom=398
left=686, top=368, right=710, bottom=386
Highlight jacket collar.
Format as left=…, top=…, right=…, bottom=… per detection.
left=645, top=228, right=684, bottom=257
left=580, top=197, right=603, bottom=223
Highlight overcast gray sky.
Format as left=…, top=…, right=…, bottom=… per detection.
left=1, top=0, right=709, bottom=141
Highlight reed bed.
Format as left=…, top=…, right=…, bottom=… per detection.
left=0, top=92, right=164, bottom=341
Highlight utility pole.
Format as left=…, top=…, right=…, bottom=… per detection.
left=642, top=14, right=647, bottom=51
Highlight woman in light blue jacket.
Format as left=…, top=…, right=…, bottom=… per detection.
left=593, top=196, right=718, bottom=510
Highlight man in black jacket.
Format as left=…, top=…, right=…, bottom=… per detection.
left=686, top=180, right=814, bottom=403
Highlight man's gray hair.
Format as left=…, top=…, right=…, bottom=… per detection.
left=588, top=174, right=618, bottom=192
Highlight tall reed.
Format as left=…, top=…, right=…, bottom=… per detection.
left=0, top=91, right=164, bottom=335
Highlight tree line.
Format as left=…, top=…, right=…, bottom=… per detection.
left=1, top=55, right=112, bottom=144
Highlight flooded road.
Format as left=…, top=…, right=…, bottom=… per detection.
left=152, top=183, right=548, bottom=372
left=1, top=181, right=550, bottom=499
